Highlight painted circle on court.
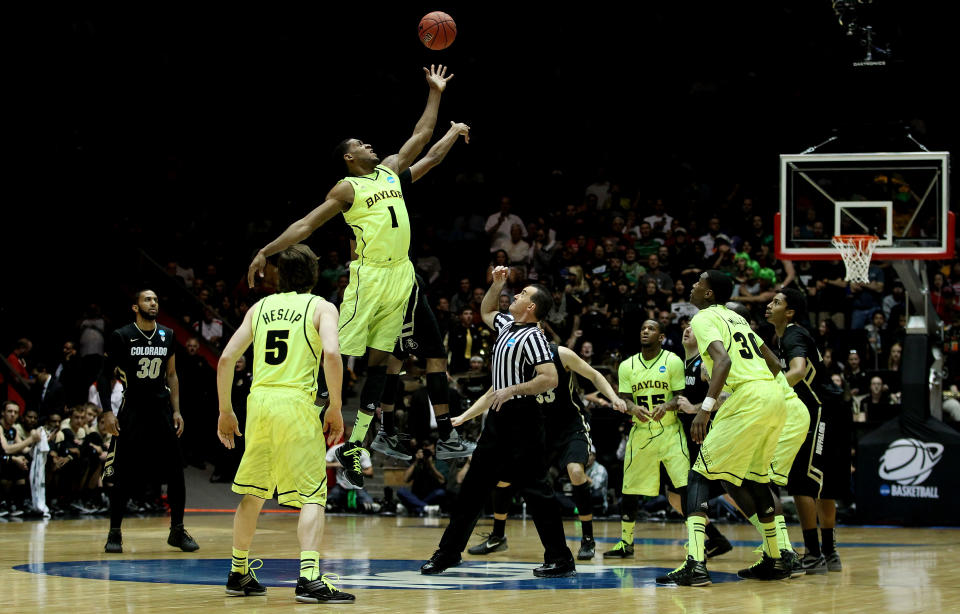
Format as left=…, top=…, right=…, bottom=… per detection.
left=14, top=558, right=741, bottom=589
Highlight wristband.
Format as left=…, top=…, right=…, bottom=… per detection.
left=701, top=396, right=717, bottom=412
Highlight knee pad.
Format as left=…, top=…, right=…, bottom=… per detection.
left=620, top=493, right=639, bottom=522
left=360, top=365, right=388, bottom=412
left=686, top=472, right=714, bottom=517
left=380, top=373, right=400, bottom=407
left=426, top=371, right=450, bottom=407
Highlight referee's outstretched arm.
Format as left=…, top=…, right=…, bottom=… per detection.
left=480, top=266, right=510, bottom=329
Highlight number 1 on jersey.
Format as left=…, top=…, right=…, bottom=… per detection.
left=387, top=205, right=399, bottom=228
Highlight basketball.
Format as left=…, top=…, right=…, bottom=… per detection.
left=418, top=11, right=456, bottom=50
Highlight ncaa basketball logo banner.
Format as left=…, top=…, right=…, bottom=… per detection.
left=856, top=418, right=960, bottom=526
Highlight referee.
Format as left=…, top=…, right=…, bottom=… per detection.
left=420, top=266, right=576, bottom=577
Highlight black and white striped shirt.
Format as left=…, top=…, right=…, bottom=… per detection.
left=491, top=313, right=554, bottom=400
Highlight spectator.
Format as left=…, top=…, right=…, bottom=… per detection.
left=447, top=308, right=485, bottom=374
left=319, top=250, right=347, bottom=294
left=5, top=338, right=33, bottom=411
left=621, top=248, right=646, bottom=286
left=396, top=439, right=448, bottom=516
left=87, top=370, right=123, bottom=413
left=643, top=198, right=674, bottom=236
left=450, top=277, right=473, bottom=315
left=844, top=350, right=869, bottom=396
left=2, top=400, right=40, bottom=516
left=857, top=375, right=898, bottom=427
left=642, top=254, right=673, bottom=297
left=54, top=340, right=86, bottom=407
left=849, top=264, right=886, bottom=330
left=584, top=450, right=609, bottom=516
left=485, top=249, right=522, bottom=288
left=434, top=296, right=454, bottom=341
left=78, top=305, right=106, bottom=390
left=193, top=307, right=225, bottom=347
left=485, top=196, right=526, bottom=253
left=698, top=216, right=722, bottom=256
left=504, top=224, right=531, bottom=274
left=887, top=342, right=903, bottom=372
left=416, top=242, right=443, bottom=286
left=33, top=363, right=66, bottom=419
left=633, top=222, right=662, bottom=258
left=882, top=280, right=906, bottom=321
left=15, top=408, right=41, bottom=442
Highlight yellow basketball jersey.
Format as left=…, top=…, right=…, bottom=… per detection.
left=690, top=304, right=774, bottom=391
left=618, top=349, right=686, bottom=428
left=251, top=292, right=324, bottom=396
left=340, top=165, right=410, bottom=264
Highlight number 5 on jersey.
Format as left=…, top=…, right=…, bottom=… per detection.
left=265, top=330, right=289, bottom=365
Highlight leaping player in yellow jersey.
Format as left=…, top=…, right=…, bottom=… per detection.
left=246, top=65, right=463, bottom=485
left=218, top=245, right=353, bottom=603
left=656, top=270, right=788, bottom=587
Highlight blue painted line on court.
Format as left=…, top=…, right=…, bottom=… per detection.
left=583, top=536, right=931, bottom=548
left=12, top=558, right=741, bottom=589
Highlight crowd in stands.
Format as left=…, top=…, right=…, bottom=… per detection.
left=5, top=169, right=960, bottom=521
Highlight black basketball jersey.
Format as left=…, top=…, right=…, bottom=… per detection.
left=103, top=322, right=178, bottom=411
left=679, top=353, right=709, bottom=429
left=776, top=323, right=826, bottom=411
left=538, top=343, right=591, bottom=441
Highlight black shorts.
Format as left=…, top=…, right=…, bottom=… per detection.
left=103, top=405, right=184, bottom=486
left=811, top=409, right=852, bottom=500
left=549, top=432, right=590, bottom=469
left=393, top=274, right=446, bottom=360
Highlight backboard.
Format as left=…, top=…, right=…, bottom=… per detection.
left=776, top=152, right=953, bottom=260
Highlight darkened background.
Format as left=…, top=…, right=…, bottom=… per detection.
left=6, top=2, right=957, bottom=359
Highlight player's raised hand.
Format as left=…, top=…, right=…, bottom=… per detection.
left=491, top=265, right=510, bottom=285
left=424, top=64, right=453, bottom=92
left=450, top=121, right=471, bottom=144
left=247, top=251, right=267, bottom=288
left=217, top=411, right=242, bottom=449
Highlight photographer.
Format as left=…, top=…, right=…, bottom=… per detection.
left=397, top=439, right=447, bottom=516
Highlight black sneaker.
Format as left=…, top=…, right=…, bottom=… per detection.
left=705, top=535, right=732, bottom=559
left=335, top=442, right=368, bottom=488
left=468, top=534, right=508, bottom=555
left=168, top=524, right=200, bottom=552
left=435, top=430, right=477, bottom=460
left=225, top=560, right=267, bottom=596
left=295, top=574, right=355, bottom=603
left=656, top=556, right=712, bottom=586
left=780, top=549, right=805, bottom=578
left=533, top=559, right=576, bottom=578
left=105, top=528, right=123, bottom=553
left=801, top=552, right=827, bottom=575
left=7, top=502, right=23, bottom=517
left=737, top=553, right=791, bottom=580
left=825, top=550, right=842, bottom=572
left=577, top=537, right=596, bottom=560
left=370, top=430, right=412, bottom=461
left=420, top=550, right=462, bottom=575
left=602, top=540, right=634, bottom=558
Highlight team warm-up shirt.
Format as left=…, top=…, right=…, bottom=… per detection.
left=618, top=348, right=686, bottom=430
left=340, top=165, right=411, bottom=264
left=776, top=323, right=826, bottom=411
left=491, top=313, right=553, bottom=400
left=251, top=292, right=324, bottom=397
left=101, top=322, right=177, bottom=413
left=539, top=343, right=591, bottom=441
left=689, top=304, right=774, bottom=391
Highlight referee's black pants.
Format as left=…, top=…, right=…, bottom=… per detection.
left=437, top=404, right=573, bottom=564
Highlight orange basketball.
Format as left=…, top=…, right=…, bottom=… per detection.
left=418, top=11, right=456, bottom=50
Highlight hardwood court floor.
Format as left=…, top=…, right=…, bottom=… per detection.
left=2, top=513, right=957, bottom=614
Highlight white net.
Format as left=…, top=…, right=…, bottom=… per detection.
left=831, top=235, right=879, bottom=283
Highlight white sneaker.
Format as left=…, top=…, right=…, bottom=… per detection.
left=424, top=505, right=441, bottom=516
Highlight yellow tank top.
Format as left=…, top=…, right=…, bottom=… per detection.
left=340, top=165, right=410, bottom=264
left=617, top=349, right=686, bottom=429
left=690, top=304, right=774, bottom=391
left=251, top=292, right=323, bottom=396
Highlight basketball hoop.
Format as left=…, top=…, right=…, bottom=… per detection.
left=832, top=235, right=879, bottom=283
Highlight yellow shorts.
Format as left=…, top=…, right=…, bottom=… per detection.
left=233, top=389, right=328, bottom=508
left=622, top=421, right=690, bottom=496
left=338, top=259, right=415, bottom=356
left=693, top=379, right=786, bottom=487
left=768, top=397, right=810, bottom=486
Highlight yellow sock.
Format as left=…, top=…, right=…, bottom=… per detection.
left=760, top=521, right=780, bottom=558
left=775, top=515, right=790, bottom=551
left=687, top=516, right=707, bottom=562
left=620, top=521, right=635, bottom=545
left=300, top=550, right=320, bottom=581
left=231, top=548, right=248, bottom=574
left=349, top=412, right=373, bottom=443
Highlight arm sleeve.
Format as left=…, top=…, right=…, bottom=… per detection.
left=399, top=168, right=412, bottom=186
left=523, top=330, right=554, bottom=366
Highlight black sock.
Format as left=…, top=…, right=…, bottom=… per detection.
left=382, top=410, right=395, bottom=435
left=803, top=528, right=822, bottom=556
left=167, top=472, right=186, bottom=528
left=492, top=517, right=506, bottom=538
left=581, top=519, right=593, bottom=540
left=436, top=414, right=452, bottom=440
left=821, top=528, right=835, bottom=554
left=704, top=522, right=722, bottom=540
left=109, top=485, right=128, bottom=530
left=572, top=482, right=593, bottom=539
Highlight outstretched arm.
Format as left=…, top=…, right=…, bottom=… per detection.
left=408, top=122, right=470, bottom=182
left=451, top=387, right=494, bottom=426
left=558, top=346, right=625, bottom=412
left=247, top=182, right=353, bottom=287
left=382, top=64, right=454, bottom=173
